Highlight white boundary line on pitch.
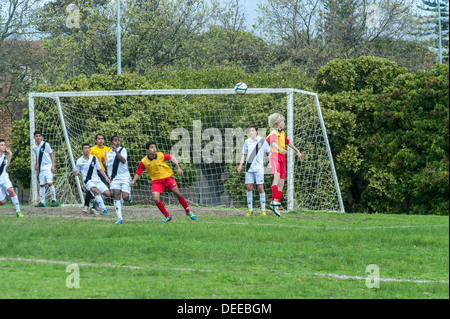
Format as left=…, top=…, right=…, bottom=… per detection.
left=1, top=257, right=448, bottom=284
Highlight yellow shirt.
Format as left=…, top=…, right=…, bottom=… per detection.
left=90, top=145, right=110, bottom=170
left=139, top=152, right=173, bottom=181
left=266, top=129, right=290, bottom=154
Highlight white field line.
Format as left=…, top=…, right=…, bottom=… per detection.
left=1, top=257, right=448, bottom=284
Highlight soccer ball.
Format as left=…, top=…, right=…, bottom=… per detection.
left=234, top=82, right=247, bottom=94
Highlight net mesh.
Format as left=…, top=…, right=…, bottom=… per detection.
left=30, top=90, right=341, bottom=212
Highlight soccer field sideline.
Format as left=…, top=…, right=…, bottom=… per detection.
left=1, top=257, right=448, bottom=285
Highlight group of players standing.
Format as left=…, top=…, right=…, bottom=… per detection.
left=0, top=112, right=302, bottom=222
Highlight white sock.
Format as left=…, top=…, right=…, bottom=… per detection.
left=11, top=195, right=21, bottom=213
left=40, top=186, right=46, bottom=203
left=260, top=192, right=266, bottom=211
left=95, top=195, right=106, bottom=211
left=247, top=191, right=253, bottom=212
left=49, top=185, right=56, bottom=201
left=114, top=200, right=123, bottom=220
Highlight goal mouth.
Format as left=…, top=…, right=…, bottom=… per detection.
left=28, top=88, right=344, bottom=213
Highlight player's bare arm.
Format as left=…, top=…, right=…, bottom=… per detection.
left=271, top=141, right=287, bottom=155
left=6, top=147, right=12, bottom=169
left=50, top=153, right=56, bottom=173
left=111, top=145, right=126, bottom=164
left=130, top=173, right=140, bottom=187
left=99, top=169, right=111, bottom=184
left=170, top=155, right=183, bottom=176
left=287, top=143, right=302, bottom=161
left=237, top=154, right=247, bottom=173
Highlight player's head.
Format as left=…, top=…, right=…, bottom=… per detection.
left=33, top=130, right=43, bottom=143
left=95, top=134, right=105, bottom=146
left=0, top=139, right=5, bottom=152
left=110, top=135, right=120, bottom=147
left=145, top=141, right=157, bottom=156
left=248, top=124, right=258, bottom=138
left=82, top=143, right=90, bottom=155
left=268, top=113, right=285, bottom=130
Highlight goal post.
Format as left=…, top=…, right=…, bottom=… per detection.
left=28, top=88, right=345, bottom=213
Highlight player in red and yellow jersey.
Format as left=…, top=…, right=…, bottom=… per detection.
left=267, top=113, right=302, bottom=216
left=130, top=141, right=196, bottom=223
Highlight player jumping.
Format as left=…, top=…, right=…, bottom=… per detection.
left=267, top=113, right=302, bottom=216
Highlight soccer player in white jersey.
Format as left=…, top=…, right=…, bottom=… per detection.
left=106, top=136, right=132, bottom=224
left=237, top=124, right=271, bottom=216
left=0, top=139, right=24, bottom=217
left=73, top=143, right=111, bottom=218
left=33, top=131, right=57, bottom=207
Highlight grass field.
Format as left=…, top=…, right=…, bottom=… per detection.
left=0, top=205, right=448, bottom=300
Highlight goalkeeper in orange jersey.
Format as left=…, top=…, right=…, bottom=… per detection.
left=130, top=141, right=196, bottom=223
left=266, top=113, right=302, bottom=216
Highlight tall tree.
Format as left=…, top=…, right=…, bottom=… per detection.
left=418, top=0, right=449, bottom=58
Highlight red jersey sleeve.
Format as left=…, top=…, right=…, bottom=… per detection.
left=136, top=161, right=145, bottom=175
left=163, top=153, right=172, bottom=161
left=267, top=133, right=277, bottom=146
left=285, top=135, right=290, bottom=145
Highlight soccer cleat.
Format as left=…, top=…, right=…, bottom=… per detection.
left=128, top=194, right=133, bottom=204
left=90, top=207, right=100, bottom=215
left=103, top=209, right=108, bottom=215
left=270, top=200, right=281, bottom=207
left=83, top=206, right=89, bottom=213
left=17, top=211, right=24, bottom=218
left=246, top=210, right=253, bottom=216
left=51, top=200, right=57, bottom=207
left=35, top=202, right=45, bottom=207
left=93, top=202, right=100, bottom=212
left=115, top=219, right=124, bottom=224
left=160, top=216, right=172, bottom=223
left=261, top=210, right=266, bottom=216
left=272, top=205, right=281, bottom=217
left=186, top=212, right=196, bottom=220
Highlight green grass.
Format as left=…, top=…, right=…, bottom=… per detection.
left=0, top=209, right=448, bottom=299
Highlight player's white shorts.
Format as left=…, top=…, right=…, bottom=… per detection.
left=110, top=179, right=131, bottom=194
left=85, top=180, right=109, bottom=195
left=0, top=179, right=14, bottom=202
left=39, top=170, right=54, bottom=185
left=245, top=171, right=265, bottom=185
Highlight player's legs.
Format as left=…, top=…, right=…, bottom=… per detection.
left=0, top=185, right=6, bottom=206
left=6, top=187, right=22, bottom=216
left=256, top=184, right=266, bottom=215
left=170, top=186, right=195, bottom=220
left=152, top=191, right=170, bottom=219
left=47, top=182, right=57, bottom=206
left=84, top=190, right=93, bottom=212
left=112, top=189, right=123, bottom=223
left=89, top=185, right=107, bottom=214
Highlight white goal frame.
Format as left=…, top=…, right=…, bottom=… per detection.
left=28, top=88, right=345, bottom=213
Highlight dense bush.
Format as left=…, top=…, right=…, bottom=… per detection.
left=315, top=57, right=448, bottom=215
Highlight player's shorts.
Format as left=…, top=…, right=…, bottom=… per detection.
left=152, top=176, right=178, bottom=194
left=269, top=153, right=286, bottom=180
left=110, top=178, right=131, bottom=194
left=85, top=180, right=109, bottom=196
left=0, top=179, right=14, bottom=202
left=245, top=171, right=265, bottom=185
left=39, top=170, right=54, bottom=185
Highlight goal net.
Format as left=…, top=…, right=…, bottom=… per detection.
left=28, top=88, right=344, bottom=212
